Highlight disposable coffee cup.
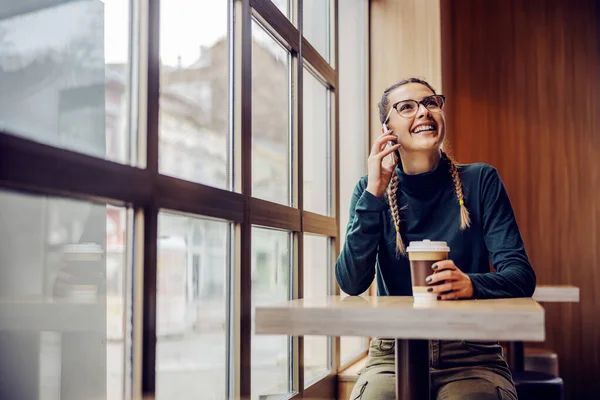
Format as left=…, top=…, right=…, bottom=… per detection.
left=406, top=240, right=450, bottom=302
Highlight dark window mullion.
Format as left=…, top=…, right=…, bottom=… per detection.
left=141, top=0, right=161, bottom=396
left=331, top=0, right=341, bottom=376
left=141, top=204, right=158, bottom=395
left=295, top=0, right=305, bottom=393
left=146, top=0, right=160, bottom=176
left=234, top=0, right=253, bottom=397
left=251, top=0, right=300, bottom=53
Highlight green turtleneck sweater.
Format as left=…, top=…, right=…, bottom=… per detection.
left=335, top=158, right=536, bottom=299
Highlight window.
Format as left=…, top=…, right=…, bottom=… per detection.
left=0, top=190, right=130, bottom=400
left=303, top=234, right=331, bottom=386
left=271, top=0, right=290, bottom=19
left=252, top=21, right=291, bottom=206
left=252, top=228, right=291, bottom=398
left=0, top=0, right=346, bottom=398
left=303, top=0, right=331, bottom=63
left=303, top=66, right=330, bottom=215
left=159, top=0, right=230, bottom=189
left=0, top=0, right=133, bottom=164
left=156, top=214, right=229, bottom=399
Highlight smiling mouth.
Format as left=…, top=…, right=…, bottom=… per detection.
left=412, top=124, right=438, bottom=134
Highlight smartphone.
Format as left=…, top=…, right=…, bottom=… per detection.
left=383, top=123, right=401, bottom=163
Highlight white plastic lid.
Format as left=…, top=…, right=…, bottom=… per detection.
left=406, top=239, right=450, bottom=253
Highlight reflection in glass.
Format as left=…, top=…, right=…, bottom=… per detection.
left=303, top=68, right=330, bottom=216
left=252, top=228, right=291, bottom=399
left=0, top=190, right=129, bottom=400
left=252, top=21, right=291, bottom=206
left=156, top=213, right=229, bottom=400
left=0, top=0, right=133, bottom=164
left=303, top=234, right=330, bottom=386
left=159, top=0, right=230, bottom=189
left=303, top=0, right=331, bottom=63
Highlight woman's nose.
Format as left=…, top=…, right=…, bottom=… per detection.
left=416, top=103, right=431, bottom=118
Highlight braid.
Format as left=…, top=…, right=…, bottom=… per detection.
left=378, top=77, right=450, bottom=257
left=386, top=171, right=406, bottom=256
left=442, top=151, right=471, bottom=229
left=386, top=151, right=471, bottom=257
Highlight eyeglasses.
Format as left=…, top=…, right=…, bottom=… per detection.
left=385, top=95, right=446, bottom=121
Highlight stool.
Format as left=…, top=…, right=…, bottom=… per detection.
left=525, top=347, right=559, bottom=376
left=512, top=371, right=564, bottom=400
left=502, top=344, right=559, bottom=376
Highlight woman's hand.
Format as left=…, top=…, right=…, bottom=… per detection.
left=366, top=132, right=402, bottom=198
left=426, top=260, right=474, bottom=300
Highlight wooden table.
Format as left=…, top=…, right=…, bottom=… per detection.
left=507, top=285, right=580, bottom=372
left=532, top=285, right=580, bottom=303
left=255, top=296, right=545, bottom=400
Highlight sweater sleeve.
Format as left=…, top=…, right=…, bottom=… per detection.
left=467, top=166, right=537, bottom=299
left=335, top=176, right=388, bottom=295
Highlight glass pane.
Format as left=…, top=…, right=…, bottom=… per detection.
left=341, top=336, right=367, bottom=365
left=252, top=228, right=291, bottom=399
left=0, top=190, right=129, bottom=400
left=303, top=0, right=331, bottom=63
left=0, top=0, right=133, bottom=164
left=252, top=21, right=291, bottom=206
left=303, top=234, right=330, bottom=386
left=159, top=1, right=230, bottom=189
left=107, top=206, right=130, bottom=400
left=271, top=0, right=290, bottom=19
left=303, top=68, right=330, bottom=215
left=156, top=213, right=229, bottom=399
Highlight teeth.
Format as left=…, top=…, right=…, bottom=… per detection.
left=414, top=125, right=436, bottom=133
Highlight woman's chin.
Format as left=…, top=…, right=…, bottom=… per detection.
left=406, top=136, right=443, bottom=151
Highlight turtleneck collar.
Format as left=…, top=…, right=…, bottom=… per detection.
left=395, top=154, right=451, bottom=197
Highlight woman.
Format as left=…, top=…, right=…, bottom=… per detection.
left=335, top=78, right=536, bottom=400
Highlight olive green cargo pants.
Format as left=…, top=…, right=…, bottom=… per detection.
left=349, top=339, right=518, bottom=400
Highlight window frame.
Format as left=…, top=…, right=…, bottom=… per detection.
left=0, top=0, right=344, bottom=398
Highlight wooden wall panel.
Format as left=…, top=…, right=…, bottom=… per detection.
left=370, top=0, right=442, bottom=145
left=441, top=0, right=600, bottom=398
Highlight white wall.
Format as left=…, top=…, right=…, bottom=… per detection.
left=339, top=0, right=369, bottom=247
left=338, top=0, right=369, bottom=363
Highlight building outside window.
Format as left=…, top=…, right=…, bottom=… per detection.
left=0, top=0, right=368, bottom=399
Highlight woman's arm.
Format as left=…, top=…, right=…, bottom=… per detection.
left=335, top=176, right=387, bottom=295
left=467, top=166, right=537, bottom=299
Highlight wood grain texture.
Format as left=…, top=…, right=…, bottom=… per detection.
left=533, top=285, right=580, bottom=303
left=302, top=211, right=338, bottom=237
left=156, top=174, right=245, bottom=222
left=302, top=371, right=336, bottom=400
left=302, top=37, right=336, bottom=89
left=441, top=0, right=600, bottom=397
left=0, top=132, right=152, bottom=205
left=248, top=197, right=302, bottom=231
left=255, top=296, right=545, bottom=341
left=370, top=0, right=442, bottom=146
